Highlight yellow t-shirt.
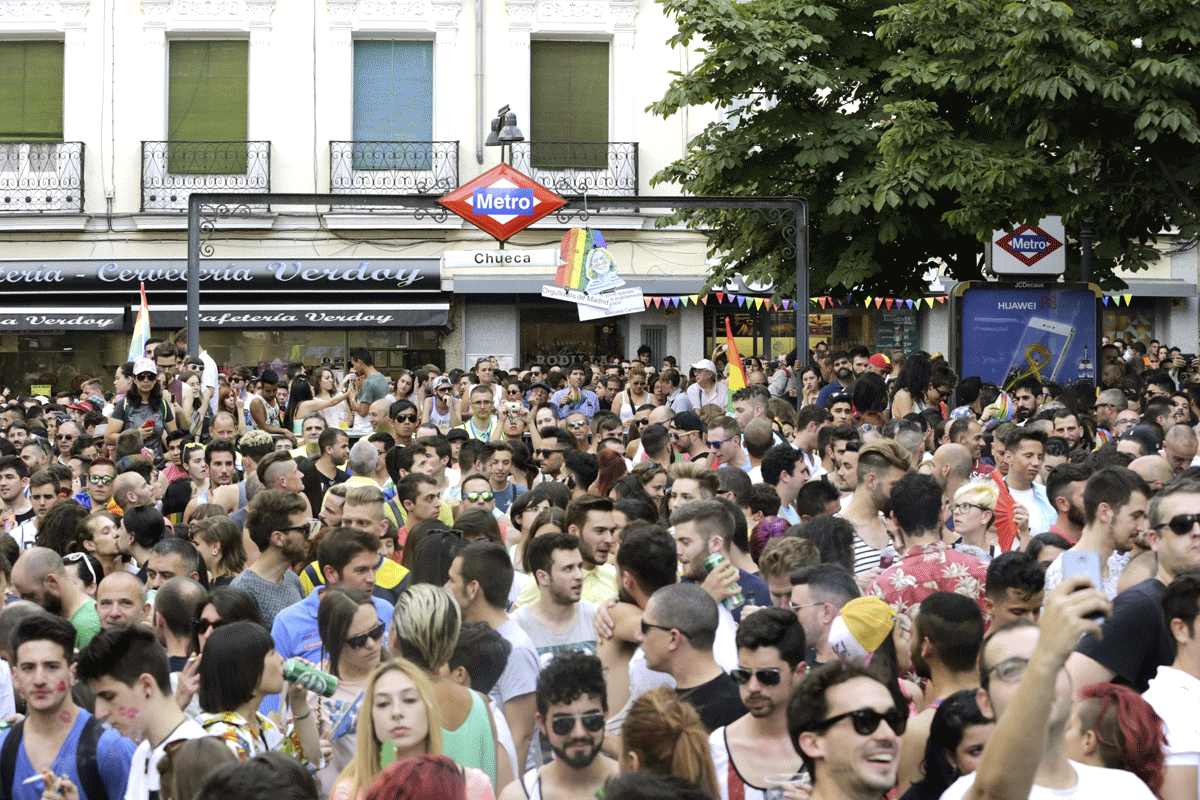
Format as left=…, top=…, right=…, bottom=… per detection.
left=515, top=562, right=619, bottom=608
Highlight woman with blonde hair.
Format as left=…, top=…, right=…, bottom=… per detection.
left=951, top=477, right=1000, bottom=560
left=389, top=585, right=511, bottom=793
left=331, top=659, right=493, bottom=800
left=619, top=687, right=720, bottom=799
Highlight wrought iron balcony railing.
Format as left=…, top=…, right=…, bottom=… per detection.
left=142, top=141, right=271, bottom=211
left=330, top=141, right=459, bottom=195
left=509, top=141, right=637, bottom=197
left=0, top=142, right=84, bottom=213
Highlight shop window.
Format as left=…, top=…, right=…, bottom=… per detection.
left=529, top=41, right=609, bottom=169
left=520, top=305, right=624, bottom=366
left=1102, top=303, right=1154, bottom=346
left=0, top=41, right=64, bottom=142
left=167, top=40, right=249, bottom=173
left=352, top=40, right=433, bottom=170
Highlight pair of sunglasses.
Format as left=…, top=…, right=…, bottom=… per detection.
left=813, top=707, right=907, bottom=737
left=1157, top=513, right=1200, bottom=536
left=346, top=621, right=385, bottom=649
left=730, top=667, right=781, bottom=686
left=464, top=491, right=494, bottom=503
left=549, top=711, right=605, bottom=736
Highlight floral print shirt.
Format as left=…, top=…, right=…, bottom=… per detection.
left=866, top=541, right=989, bottom=625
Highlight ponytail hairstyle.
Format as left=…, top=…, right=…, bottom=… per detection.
left=620, top=687, right=720, bottom=800
left=1076, top=683, right=1166, bottom=796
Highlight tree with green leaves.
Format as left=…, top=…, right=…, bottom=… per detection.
left=651, top=0, right=1200, bottom=297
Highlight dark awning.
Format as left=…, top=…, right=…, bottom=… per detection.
left=148, top=303, right=450, bottom=329
left=0, top=307, right=125, bottom=331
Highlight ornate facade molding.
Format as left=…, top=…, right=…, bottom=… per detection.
left=140, top=0, right=276, bottom=44
left=0, top=0, right=90, bottom=37
left=327, top=0, right=459, bottom=43
left=506, top=0, right=638, bottom=35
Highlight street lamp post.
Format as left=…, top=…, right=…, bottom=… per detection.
left=485, top=104, right=524, bottom=166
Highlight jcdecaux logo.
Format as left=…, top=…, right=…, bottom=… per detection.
left=473, top=187, right=534, bottom=215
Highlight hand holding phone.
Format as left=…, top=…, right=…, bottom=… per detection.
left=1060, top=550, right=1106, bottom=622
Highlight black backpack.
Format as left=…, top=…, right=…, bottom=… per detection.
left=0, top=717, right=109, bottom=800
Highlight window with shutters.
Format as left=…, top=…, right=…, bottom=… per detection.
left=167, top=40, right=249, bottom=174
left=352, top=40, right=434, bottom=170
left=528, top=41, right=609, bottom=169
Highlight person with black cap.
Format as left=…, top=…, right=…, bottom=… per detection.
left=669, top=411, right=709, bottom=463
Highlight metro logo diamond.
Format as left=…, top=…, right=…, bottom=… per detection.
left=996, top=224, right=1063, bottom=267
left=440, top=164, right=565, bottom=241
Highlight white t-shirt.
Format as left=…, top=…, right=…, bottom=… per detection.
left=125, top=718, right=209, bottom=800
left=1143, top=665, right=1200, bottom=798
left=1008, top=485, right=1052, bottom=536
left=940, top=759, right=1157, bottom=800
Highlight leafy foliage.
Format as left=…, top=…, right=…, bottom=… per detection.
left=650, top=0, right=1200, bottom=297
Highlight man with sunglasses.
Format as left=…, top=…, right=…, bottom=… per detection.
left=497, top=652, right=617, bottom=800
left=707, top=416, right=750, bottom=473
left=272, top=527, right=393, bottom=665
left=669, top=411, right=709, bottom=463
left=1068, top=479, right=1200, bottom=694
left=709, top=608, right=808, bottom=800
left=72, top=456, right=116, bottom=514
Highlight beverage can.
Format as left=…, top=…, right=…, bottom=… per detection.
left=282, top=658, right=339, bottom=698
left=703, top=553, right=746, bottom=610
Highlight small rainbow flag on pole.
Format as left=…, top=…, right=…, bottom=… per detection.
left=128, top=283, right=150, bottom=362
left=724, top=317, right=746, bottom=413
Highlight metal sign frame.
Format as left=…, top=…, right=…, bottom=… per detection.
left=186, top=192, right=808, bottom=406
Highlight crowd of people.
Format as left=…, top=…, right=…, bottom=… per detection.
left=0, top=327, right=1195, bottom=800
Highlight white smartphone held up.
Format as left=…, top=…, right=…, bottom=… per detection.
left=1060, top=550, right=1106, bottom=623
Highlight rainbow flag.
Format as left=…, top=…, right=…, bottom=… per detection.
left=128, top=283, right=150, bottom=361
left=725, top=317, right=746, bottom=413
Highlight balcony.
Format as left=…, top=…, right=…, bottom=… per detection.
left=141, top=141, right=270, bottom=211
left=0, top=142, right=84, bottom=213
left=510, top=141, right=637, bottom=197
left=330, top=141, right=459, bottom=196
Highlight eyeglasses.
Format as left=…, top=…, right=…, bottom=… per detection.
left=56, top=434, right=75, bottom=442
left=788, top=601, right=825, bottom=612
left=549, top=711, right=606, bottom=736
left=345, top=620, right=386, bottom=649
left=706, top=435, right=737, bottom=449
left=812, top=707, right=907, bottom=737
left=988, top=656, right=1029, bottom=684
left=193, top=617, right=227, bottom=635
left=394, top=414, right=419, bottom=423
left=1156, top=513, right=1200, bottom=536
left=464, top=491, right=494, bottom=503
left=953, top=502, right=989, bottom=514
left=278, top=519, right=320, bottom=538
left=1095, top=402, right=1116, bottom=409
left=730, top=667, right=782, bottom=686
left=64, top=552, right=98, bottom=586
left=640, top=619, right=690, bottom=638
left=135, top=373, right=157, bottom=381
left=536, top=449, right=565, bottom=458
left=88, top=474, right=115, bottom=486
left=566, top=420, right=588, bottom=429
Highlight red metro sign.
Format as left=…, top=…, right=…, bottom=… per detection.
left=439, top=164, right=566, bottom=241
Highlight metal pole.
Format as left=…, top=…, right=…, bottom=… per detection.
left=1080, top=222, right=1093, bottom=283
left=186, top=198, right=200, bottom=358
left=794, top=206, right=808, bottom=413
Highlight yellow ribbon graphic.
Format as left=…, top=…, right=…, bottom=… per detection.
left=1004, top=343, right=1052, bottom=390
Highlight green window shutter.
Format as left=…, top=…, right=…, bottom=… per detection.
left=529, top=41, right=608, bottom=169
left=167, top=40, right=249, bottom=174
left=0, top=41, right=64, bottom=143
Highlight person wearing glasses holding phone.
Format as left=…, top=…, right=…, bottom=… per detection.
left=498, top=652, right=617, bottom=800
left=105, top=356, right=177, bottom=467
left=708, top=607, right=808, bottom=800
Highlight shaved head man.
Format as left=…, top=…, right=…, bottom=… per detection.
left=1128, top=455, right=1174, bottom=494
left=1094, top=389, right=1128, bottom=432
left=112, top=471, right=155, bottom=511
left=931, top=444, right=972, bottom=514
left=11, top=547, right=101, bottom=647
left=96, top=571, right=148, bottom=629
left=1163, top=424, right=1198, bottom=476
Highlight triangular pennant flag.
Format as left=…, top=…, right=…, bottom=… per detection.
left=689, top=294, right=700, bottom=305
left=885, top=298, right=894, bottom=309
left=655, top=297, right=664, bottom=308
left=936, top=296, right=946, bottom=304
left=672, top=297, right=681, bottom=308
left=1123, top=293, right=1133, bottom=306
left=755, top=298, right=765, bottom=309
left=644, top=296, right=652, bottom=307
left=925, top=297, right=934, bottom=308
left=874, top=298, right=884, bottom=309
left=737, top=295, right=747, bottom=308
left=715, top=292, right=725, bottom=303
left=700, top=294, right=709, bottom=305
left=864, top=297, right=873, bottom=308
left=1102, top=296, right=1109, bottom=306
left=907, top=299, right=915, bottom=309
left=782, top=299, right=791, bottom=310
left=818, top=297, right=827, bottom=309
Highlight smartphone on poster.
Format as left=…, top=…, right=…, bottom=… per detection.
left=1004, top=317, right=1075, bottom=385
